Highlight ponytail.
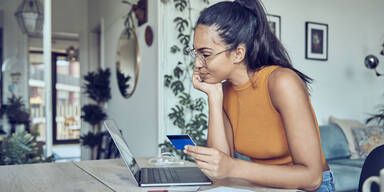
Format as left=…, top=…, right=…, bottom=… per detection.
left=197, top=0, right=313, bottom=86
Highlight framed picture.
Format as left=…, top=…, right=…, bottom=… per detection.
left=305, top=22, right=328, bottom=61
left=267, top=14, right=281, bottom=40
left=0, top=28, right=2, bottom=117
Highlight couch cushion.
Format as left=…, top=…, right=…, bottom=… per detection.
left=327, top=158, right=365, bottom=168
left=320, top=124, right=351, bottom=160
left=328, top=164, right=361, bottom=191
left=352, top=125, right=384, bottom=158
left=329, top=116, right=365, bottom=159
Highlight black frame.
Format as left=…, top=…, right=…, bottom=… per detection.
left=267, top=14, right=281, bottom=40
left=305, top=22, right=328, bottom=61
left=29, top=51, right=80, bottom=144
left=52, top=52, right=80, bottom=144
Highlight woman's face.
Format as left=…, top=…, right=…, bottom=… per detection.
left=192, top=24, right=235, bottom=84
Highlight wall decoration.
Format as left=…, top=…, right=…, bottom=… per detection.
left=267, top=14, right=281, bottom=40
left=305, top=22, right=328, bottom=61
left=115, top=29, right=139, bottom=98
left=133, top=0, right=148, bottom=26
left=145, top=25, right=153, bottom=47
left=0, top=28, right=3, bottom=116
left=122, top=0, right=148, bottom=30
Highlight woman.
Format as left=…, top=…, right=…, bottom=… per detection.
left=183, top=0, right=334, bottom=191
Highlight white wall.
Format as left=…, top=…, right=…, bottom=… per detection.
left=88, top=0, right=159, bottom=157
left=1, top=0, right=89, bottom=154
left=262, top=0, right=384, bottom=124
left=160, top=0, right=384, bottom=137
left=158, top=0, right=218, bottom=146
left=1, top=0, right=29, bottom=134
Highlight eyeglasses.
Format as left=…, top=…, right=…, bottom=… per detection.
left=187, top=47, right=231, bottom=67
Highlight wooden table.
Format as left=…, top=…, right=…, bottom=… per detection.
left=0, top=158, right=299, bottom=192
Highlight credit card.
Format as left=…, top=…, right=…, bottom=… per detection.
left=166, top=134, right=196, bottom=150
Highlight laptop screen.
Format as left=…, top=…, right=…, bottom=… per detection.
left=104, top=120, right=141, bottom=183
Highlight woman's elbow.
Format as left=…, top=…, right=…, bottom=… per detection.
left=300, top=173, right=323, bottom=191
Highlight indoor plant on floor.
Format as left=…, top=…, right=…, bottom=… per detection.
left=81, top=68, right=117, bottom=160
left=0, top=95, right=53, bottom=165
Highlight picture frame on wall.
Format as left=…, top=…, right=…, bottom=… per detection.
left=305, top=22, right=328, bottom=61
left=0, top=28, right=3, bottom=117
left=267, top=14, right=281, bottom=40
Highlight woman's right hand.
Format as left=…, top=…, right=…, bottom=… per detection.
left=192, top=68, right=223, bottom=99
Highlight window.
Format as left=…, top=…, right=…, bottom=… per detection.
left=29, top=45, right=81, bottom=144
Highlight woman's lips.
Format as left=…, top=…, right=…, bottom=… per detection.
left=199, top=71, right=209, bottom=80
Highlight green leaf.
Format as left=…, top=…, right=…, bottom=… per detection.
left=0, top=131, right=51, bottom=165
left=164, top=75, right=173, bottom=87
left=170, top=45, right=181, bottom=53
left=190, top=98, right=206, bottom=112
left=202, top=0, right=210, bottom=5
left=82, top=68, right=111, bottom=104
left=173, top=67, right=184, bottom=79
left=179, top=92, right=191, bottom=106
left=173, top=17, right=189, bottom=33
left=168, top=105, right=185, bottom=128
left=81, top=104, right=107, bottom=126
left=177, top=34, right=190, bottom=46
left=173, top=0, right=187, bottom=12
left=170, top=80, right=184, bottom=96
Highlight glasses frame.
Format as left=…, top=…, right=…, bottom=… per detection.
left=187, top=47, right=232, bottom=67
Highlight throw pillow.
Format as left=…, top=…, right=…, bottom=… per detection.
left=352, top=126, right=384, bottom=158
left=329, top=116, right=365, bottom=159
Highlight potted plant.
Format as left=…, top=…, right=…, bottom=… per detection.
left=81, top=68, right=112, bottom=159
left=1, top=95, right=30, bottom=134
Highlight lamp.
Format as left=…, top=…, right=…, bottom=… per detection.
left=364, top=42, right=384, bottom=76
left=66, top=46, right=79, bottom=61
left=14, top=0, right=44, bottom=36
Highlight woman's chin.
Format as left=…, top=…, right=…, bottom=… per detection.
left=202, top=77, right=222, bottom=84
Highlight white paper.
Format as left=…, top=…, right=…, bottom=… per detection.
left=201, top=186, right=254, bottom=192
left=167, top=186, right=200, bottom=191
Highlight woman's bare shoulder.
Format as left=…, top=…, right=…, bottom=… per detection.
left=268, top=67, right=306, bottom=92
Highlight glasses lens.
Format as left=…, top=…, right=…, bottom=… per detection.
left=188, top=48, right=206, bottom=67
left=188, top=48, right=196, bottom=58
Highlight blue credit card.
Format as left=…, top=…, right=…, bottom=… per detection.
left=167, top=134, right=196, bottom=150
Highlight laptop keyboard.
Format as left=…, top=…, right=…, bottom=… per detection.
left=143, top=168, right=180, bottom=183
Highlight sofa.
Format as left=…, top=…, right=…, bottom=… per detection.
left=319, top=123, right=364, bottom=191
left=234, top=123, right=365, bottom=191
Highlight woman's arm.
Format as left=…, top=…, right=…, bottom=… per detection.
left=192, top=71, right=234, bottom=157
left=206, top=85, right=234, bottom=157
left=230, top=68, right=323, bottom=190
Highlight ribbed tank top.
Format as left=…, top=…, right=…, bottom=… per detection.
left=223, top=65, right=327, bottom=166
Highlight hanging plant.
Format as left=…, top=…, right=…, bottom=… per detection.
left=159, top=0, right=210, bottom=161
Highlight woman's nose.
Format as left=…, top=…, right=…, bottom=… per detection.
left=194, top=57, right=204, bottom=69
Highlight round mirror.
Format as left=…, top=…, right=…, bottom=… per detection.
left=116, top=29, right=140, bottom=98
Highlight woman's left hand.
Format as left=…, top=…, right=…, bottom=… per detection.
left=184, top=145, right=235, bottom=179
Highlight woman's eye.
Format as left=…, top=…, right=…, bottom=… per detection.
left=202, top=54, right=210, bottom=58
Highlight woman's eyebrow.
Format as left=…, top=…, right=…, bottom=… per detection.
left=198, top=47, right=213, bottom=52
left=193, top=45, right=213, bottom=51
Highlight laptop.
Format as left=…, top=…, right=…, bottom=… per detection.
left=103, top=119, right=213, bottom=187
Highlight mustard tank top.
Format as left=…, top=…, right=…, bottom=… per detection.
left=223, top=65, right=327, bottom=166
